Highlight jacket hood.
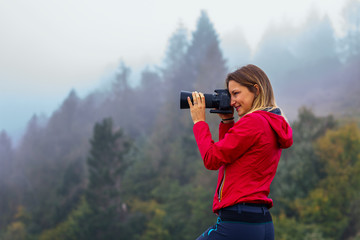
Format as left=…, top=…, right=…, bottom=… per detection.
left=256, top=109, right=293, bottom=149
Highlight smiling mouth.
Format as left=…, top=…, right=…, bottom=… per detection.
left=235, top=106, right=241, bottom=111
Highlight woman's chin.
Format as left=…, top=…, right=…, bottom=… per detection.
left=237, top=109, right=248, bottom=117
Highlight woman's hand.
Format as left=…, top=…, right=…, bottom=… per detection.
left=217, top=108, right=234, bottom=124
left=187, top=91, right=206, bottom=124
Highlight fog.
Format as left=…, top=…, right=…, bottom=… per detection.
left=0, top=0, right=350, bottom=142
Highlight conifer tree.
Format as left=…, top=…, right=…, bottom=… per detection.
left=339, top=0, right=360, bottom=61
left=0, top=130, right=14, bottom=229
left=86, top=118, right=131, bottom=239
left=162, top=23, right=189, bottom=94
left=186, top=10, right=227, bottom=92
left=104, top=61, right=141, bottom=137
left=112, top=61, right=131, bottom=97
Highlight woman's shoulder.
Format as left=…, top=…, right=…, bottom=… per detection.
left=231, top=112, right=267, bottom=134
left=236, top=111, right=267, bottom=125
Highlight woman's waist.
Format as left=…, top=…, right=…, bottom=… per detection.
left=222, top=202, right=270, bottom=211
left=219, top=202, right=272, bottom=223
left=213, top=196, right=274, bottom=214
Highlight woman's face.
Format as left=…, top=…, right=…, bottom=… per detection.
left=228, top=80, right=256, bottom=117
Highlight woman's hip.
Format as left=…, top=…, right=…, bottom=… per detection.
left=196, top=203, right=274, bottom=240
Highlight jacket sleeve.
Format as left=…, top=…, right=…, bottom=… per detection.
left=219, top=122, right=234, bottom=140
left=193, top=115, right=262, bottom=170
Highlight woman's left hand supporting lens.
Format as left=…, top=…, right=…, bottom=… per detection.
left=187, top=91, right=206, bottom=124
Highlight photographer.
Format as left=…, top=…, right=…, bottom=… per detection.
left=187, top=64, right=293, bottom=240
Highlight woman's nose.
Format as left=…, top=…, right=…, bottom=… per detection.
left=230, top=97, right=236, bottom=107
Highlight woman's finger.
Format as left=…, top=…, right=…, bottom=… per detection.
left=192, top=91, right=198, bottom=105
left=187, top=96, right=193, bottom=108
left=200, top=92, right=205, bottom=106
left=195, top=91, right=201, bottom=104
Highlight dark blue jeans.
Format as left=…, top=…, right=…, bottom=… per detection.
left=196, top=204, right=274, bottom=240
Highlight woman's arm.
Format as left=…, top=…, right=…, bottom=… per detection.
left=193, top=115, right=262, bottom=170
left=219, top=121, right=234, bottom=140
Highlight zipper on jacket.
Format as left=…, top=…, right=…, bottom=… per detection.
left=218, top=168, right=226, bottom=202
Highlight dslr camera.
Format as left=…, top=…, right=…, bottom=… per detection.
left=180, top=89, right=232, bottom=114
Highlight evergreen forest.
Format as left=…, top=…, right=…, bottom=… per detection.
left=1, top=3, right=360, bottom=240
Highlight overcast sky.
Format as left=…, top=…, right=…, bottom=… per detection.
left=0, top=0, right=349, bottom=142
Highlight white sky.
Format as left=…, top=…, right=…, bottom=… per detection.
left=0, top=0, right=350, bottom=142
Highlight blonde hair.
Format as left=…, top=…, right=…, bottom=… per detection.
left=226, top=64, right=279, bottom=116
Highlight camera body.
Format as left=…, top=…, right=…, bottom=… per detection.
left=180, top=89, right=232, bottom=114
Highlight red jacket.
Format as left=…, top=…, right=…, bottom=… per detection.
left=193, top=110, right=293, bottom=213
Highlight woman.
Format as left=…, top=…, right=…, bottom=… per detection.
left=187, top=64, right=293, bottom=240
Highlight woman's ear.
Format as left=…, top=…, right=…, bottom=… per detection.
left=254, top=84, right=260, bottom=97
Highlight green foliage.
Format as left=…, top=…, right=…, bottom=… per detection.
left=0, top=131, right=15, bottom=230
left=86, top=118, right=131, bottom=208
left=1, top=207, right=28, bottom=240
left=295, top=123, right=360, bottom=239
left=38, top=198, right=92, bottom=240
left=273, top=213, right=330, bottom=240
left=129, top=199, right=170, bottom=240
left=85, top=117, right=132, bottom=239
left=1, top=222, right=27, bottom=240
left=271, top=107, right=337, bottom=215
left=271, top=111, right=360, bottom=240
left=273, top=121, right=360, bottom=240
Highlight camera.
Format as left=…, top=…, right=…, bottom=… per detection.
left=180, top=89, right=232, bottom=114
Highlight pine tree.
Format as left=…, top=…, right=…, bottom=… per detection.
left=0, top=130, right=14, bottom=229
left=86, top=118, right=131, bottom=239
left=103, top=61, right=141, bottom=137
left=112, top=61, right=131, bottom=97
left=187, top=10, right=227, bottom=92
left=339, top=0, right=360, bottom=61
left=162, top=23, right=189, bottom=94
left=137, top=67, right=163, bottom=134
